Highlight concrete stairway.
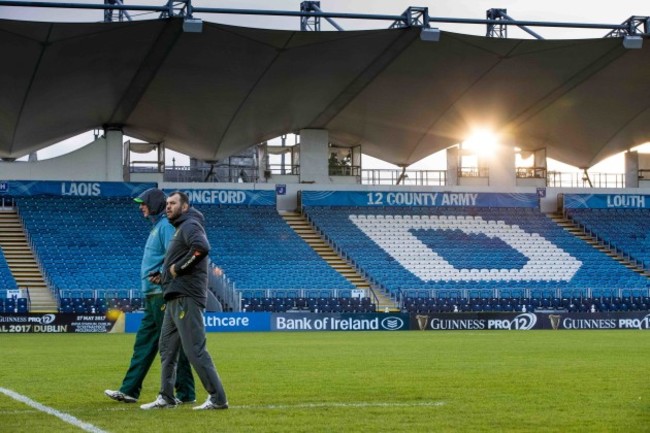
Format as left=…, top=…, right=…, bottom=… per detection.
left=280, top=210, right=398, bottom=311
left=548, top=212, right=650, bottom=278
left=0, top=210, right=57, bottom=312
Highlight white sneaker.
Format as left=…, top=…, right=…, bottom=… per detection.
left=140, top=395, right=177, bottom=410
left=104, top=389, right=137, bottom=403
left=192, top=397, right=228, bottom=410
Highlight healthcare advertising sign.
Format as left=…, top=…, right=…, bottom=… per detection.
left=125, top=312, right=271, bottom=333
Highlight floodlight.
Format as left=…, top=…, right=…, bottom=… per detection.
left=183, top=18, right=203, bottom=33
left=420, top=28, right=441, bottom=42
left=623, top=35, right=643, bottom=49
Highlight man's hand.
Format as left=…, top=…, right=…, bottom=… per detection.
left=170, top=264, right=177, bottom=278
left=148, top=270, right=161, bottom=284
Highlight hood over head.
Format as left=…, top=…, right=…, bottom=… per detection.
left=170, top=206, right=206, bottom=227
left=134, top=188, right=166, bottom=215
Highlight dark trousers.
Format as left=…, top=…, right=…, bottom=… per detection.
left=159, top=296, right=227, bottom=405
left=119, top=293, right=195, bottom=401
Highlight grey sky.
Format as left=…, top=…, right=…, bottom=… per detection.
left=2, top=0, right=648, bottom=36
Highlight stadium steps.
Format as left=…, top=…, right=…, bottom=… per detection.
left=0, top=210, right=57, bottom=312
left=549, top=212, right=650, bottom=277
left=280, top=211, right=398, bottom=311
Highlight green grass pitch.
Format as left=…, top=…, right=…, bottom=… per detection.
left=0, top=330, right=648, bottom=432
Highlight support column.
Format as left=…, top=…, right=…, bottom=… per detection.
left=258, top=142, right=269, bottom=182
left=299, top=129, right=330, bottom=184
left=534, top=148, right=547, bottom=171
left=351, top=145, right=361, bottom=171
left=104, top=127, right=125, bottom=181
left=488, top=139, right=516, bottom=187
left=446, top=146, right=459, bottom=186
left=625, top=150, right=639, bottom=188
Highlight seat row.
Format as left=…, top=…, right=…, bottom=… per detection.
left=402, top=296, right=650, bottom=313
left=0, top=248, right=18, bottom=291
left=241, top=297, right=376, bottom=313
left=59, top=297, right=143, bottom=314
left=0, top=297, right=28, bottom=313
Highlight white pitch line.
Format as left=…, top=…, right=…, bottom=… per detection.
left=0, top=387, right=110, bottom=433
left=93, top=400, right=445, bottom=412
left=236, top=401, right=446, bottom=410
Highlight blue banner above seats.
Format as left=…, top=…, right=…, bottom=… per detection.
left=163, top=188, right=276, bottom=206
left=564, top=194, right=650, bottom=209
left=301, top=191, right=538, bottom=208
left=0, top=180, right=156, bottom=197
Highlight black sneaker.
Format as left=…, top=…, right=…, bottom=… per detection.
left=104, top=389, right=137, bottom=403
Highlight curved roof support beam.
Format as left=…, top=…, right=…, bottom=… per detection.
left=108, top=19, right=184, bottom=125
left=308, top=28, right=420, bottom=128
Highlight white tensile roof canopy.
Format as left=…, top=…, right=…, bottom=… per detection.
left=1, top=17, right=650, bottom=168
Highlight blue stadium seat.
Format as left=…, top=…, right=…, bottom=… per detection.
left=304, top=205, right=650, bottom=312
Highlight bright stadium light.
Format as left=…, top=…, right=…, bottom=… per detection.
left=462, top=129, right=499, bottom=156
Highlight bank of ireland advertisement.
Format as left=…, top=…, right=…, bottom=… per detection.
left=271, top=313, right=409, bottom=331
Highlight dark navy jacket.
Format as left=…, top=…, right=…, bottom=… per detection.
left=162, top=208, right=211, bottom=308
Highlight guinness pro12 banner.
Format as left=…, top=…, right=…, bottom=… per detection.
left=411, top=312, right=650, bottom=331
left=0, top=313, right=121, bottom=333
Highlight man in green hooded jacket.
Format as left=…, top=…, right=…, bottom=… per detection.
left=104, top=188, right=195, bottom=404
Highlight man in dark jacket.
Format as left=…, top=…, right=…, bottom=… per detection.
left=140, top=191, right=228, bottom=410
left=104, top=188, right=195, bottom=404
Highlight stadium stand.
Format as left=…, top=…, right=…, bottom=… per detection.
left=12, top=198, right=357, bottom=313
left=566, top=208, right=650, bottom=272
left=15, top=196, right=148, bottom=312
left=304, top=206, right=650, bottom=313
left=0, top=246, right=18, bottom=291
left=196, top=205, right=356, bottom=304
left=9, top=195, right=648, bottom=314
left=0, top=246, right=24, bottom=313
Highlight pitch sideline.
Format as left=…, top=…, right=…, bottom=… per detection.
left=92, top=400, right=446, bottom=411
left=0, top=387, right=110, bottom=433
left=236, top=401, right=446, bottom=410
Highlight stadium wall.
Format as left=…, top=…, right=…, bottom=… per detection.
left=3, top=174, right=650, bottom=213
left=2, top=141, right=650, bottom=213
left=0, top=135, right=122, bottom=181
